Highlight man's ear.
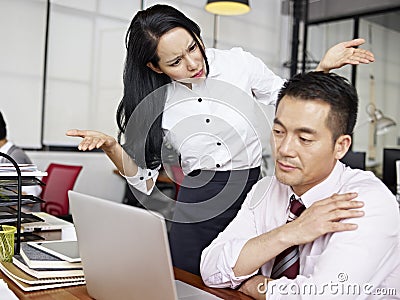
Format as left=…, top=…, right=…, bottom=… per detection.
left=334, top=135, right=352, bottom=160
left=146, top=62, right=163, bottom=74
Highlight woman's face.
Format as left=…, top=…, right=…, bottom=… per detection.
left=147, top=27, right=206, bottom=82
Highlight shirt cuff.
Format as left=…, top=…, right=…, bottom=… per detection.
left=226, top=239, right=259, bottom=288
left=122, top=165, right=160, bottom=195
left=203, top=238, right=258, bottom=289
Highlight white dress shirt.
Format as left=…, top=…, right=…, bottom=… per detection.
left=200, top=161, right=400, bottom=299
left=124, top=47, right=285, bottom=195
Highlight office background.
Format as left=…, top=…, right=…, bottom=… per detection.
left=0, top=0, right=399, bottom=202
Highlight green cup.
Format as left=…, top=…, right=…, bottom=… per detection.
left=0, top=225, right=16, bottom=262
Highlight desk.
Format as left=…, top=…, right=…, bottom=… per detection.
left=0, top=267, right=252, bottom=300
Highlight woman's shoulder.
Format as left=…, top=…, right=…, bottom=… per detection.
left=206, top=47, right=249, bottom=59
left=206, top=47, right=257, bottom=76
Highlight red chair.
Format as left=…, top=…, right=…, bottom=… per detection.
left=162, top=164, right=184, bottom=199
left=40, top=163, right=82, bottom=219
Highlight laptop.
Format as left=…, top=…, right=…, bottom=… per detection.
left=68, top=191, right=221, bottom=300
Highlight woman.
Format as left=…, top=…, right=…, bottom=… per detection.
left=67, top=4, right=374, bottom=275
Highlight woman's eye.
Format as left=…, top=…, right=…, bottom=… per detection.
left=189, top=43, right=197, bottom=52
left=170, top=59, right=181, bottom=66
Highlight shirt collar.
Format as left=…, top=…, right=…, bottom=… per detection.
left=0, top=141, right=13, bottom=154
left=205, top=48, right=221, bottom=78
left=290, top=160, right=345, bottom=208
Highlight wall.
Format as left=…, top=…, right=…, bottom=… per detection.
left=1, top=0, right=288, bottom=201
left=0, top=0, right=289, bottom=149
left=307, top=15, right=400, bottom=164
left=3, top=0, right=399, bottom=200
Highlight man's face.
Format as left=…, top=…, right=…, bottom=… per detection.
left=271, top=96, right=348, bottom=196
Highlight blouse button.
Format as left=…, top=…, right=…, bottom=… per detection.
left=216, top=164, right=220, bottom=168
left=217, top=142, right=221, bottom=146
left=198, top=98, right=202, bottom=102
left=206, top=118, right=210, bottom=123
left=139, top=177, right=144, bottom=180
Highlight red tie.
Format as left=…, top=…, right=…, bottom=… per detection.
left=270, top=195, right=306, bottom=279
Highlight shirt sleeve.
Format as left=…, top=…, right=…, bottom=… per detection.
left=265, top=183, right=400, bottom=299
left=121, top=165, right=160, bottom=195
left=238, top=48, right=286, bottom=106
left=200, top=185, right=260, bottom=289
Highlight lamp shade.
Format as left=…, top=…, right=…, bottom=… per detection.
left=367, top=104, right=397, bottom=135
left=205, top=0, right=250, bottom=16
left=374, top=109, right=397, bottom=135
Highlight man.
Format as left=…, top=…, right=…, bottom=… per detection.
left=200, top=72, right=400, bottom=299
left=0, top=111, right=42, bottom=198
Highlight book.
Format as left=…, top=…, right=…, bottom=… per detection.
left=0, top=163, right=47, bottom=177
left=21, top=212, right=74, bottom=233
left=19, top=243, right=82, bottom=269
left=13, top=255, right=84, bottom=279
left=0, top=261, right=85, bottom=292
left=0, top=164, right=38, bottom=172
left=27, top=240, right=81, bottom=263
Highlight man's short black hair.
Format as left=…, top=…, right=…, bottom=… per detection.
left=276, top=71, right=359, bottom=142
left=0, top=111, right=7, bottom=140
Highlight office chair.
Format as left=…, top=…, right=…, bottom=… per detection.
left=40, top=163, right=83, bottom=221
left=168, top=165, right=184, bottom=198
left=340, top=151, right=366, bottom=170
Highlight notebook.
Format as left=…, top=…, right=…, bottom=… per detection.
left=68, top=191, right=221, bottom=300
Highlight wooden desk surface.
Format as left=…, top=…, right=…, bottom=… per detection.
left=1, top=267, right=252, bottom=300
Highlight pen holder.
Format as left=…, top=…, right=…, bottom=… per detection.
left=0, top=225, right=16, bottom=262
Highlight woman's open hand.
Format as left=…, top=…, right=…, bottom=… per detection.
left=316, top=38, right=375, bottom=72
left=66, top=129, right=117, bottom=153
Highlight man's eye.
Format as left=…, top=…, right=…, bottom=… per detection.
left=300, top=137, right=312, bottom=144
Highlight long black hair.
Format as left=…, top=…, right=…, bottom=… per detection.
left=116, top=4, right=209, bottom=169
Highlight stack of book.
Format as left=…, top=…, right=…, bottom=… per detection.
left=0, top=242, right=85, bottom=291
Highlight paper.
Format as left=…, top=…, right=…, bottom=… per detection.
left=0, top=279, right=18, bottom=300
left=0, top=164, right=38, bottom=172
left=0, top=164, right=47, bottom=177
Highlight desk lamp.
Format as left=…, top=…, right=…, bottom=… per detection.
left=366, top=103, right=397, bottom=162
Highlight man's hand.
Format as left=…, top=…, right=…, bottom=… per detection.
left=284, top=192, right=364, bottom=246
left=238, top=275, right=270, bottom=300
left=233, top=192, right=363, bottom=277
left=316, top=38, right=375, bottom=72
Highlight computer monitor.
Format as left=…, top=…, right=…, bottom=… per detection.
left=382, top=148, right=400, bottom=194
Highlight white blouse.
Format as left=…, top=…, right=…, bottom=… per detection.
left=124, top=47, right=285, bottom=195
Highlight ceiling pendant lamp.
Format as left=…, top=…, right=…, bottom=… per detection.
left=205, top=0, right=250, bottom=16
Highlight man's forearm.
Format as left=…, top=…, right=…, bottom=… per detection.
left=233, top=226, right=293, bottom=277
left=238, top=275, right=272, bottom=300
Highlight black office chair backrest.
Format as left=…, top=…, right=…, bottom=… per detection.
left=340, top=151, right=366, bottom=170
